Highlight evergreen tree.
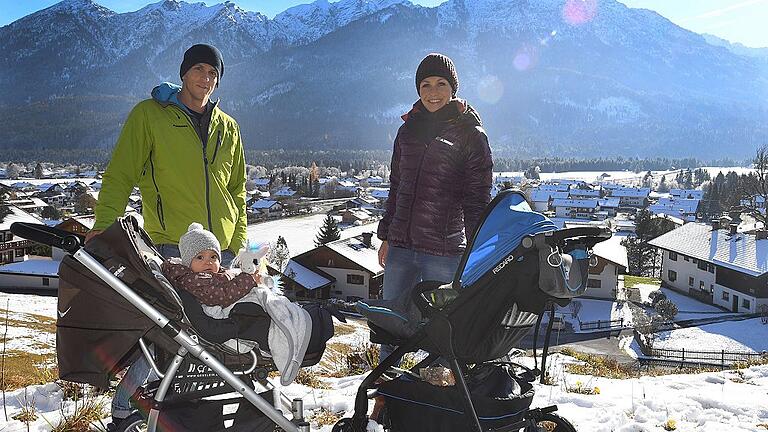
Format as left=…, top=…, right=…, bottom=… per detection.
left=315, top=214, right=341, bottom=246
left=657, top=175, right=669, bottom=193
left=268, top=236, right=290, bottom=272
left=34, top=163, right=44, bottom=179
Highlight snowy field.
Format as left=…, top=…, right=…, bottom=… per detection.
left=2, top=293, right=768, bottom=431
left=247, top=215, right=379, bottom=256
left=639, top=318, right=768, bottom=354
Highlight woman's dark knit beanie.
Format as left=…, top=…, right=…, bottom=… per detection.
left=415, top=53, right=458, bottom=96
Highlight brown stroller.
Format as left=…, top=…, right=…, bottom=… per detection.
left=12, top=216, right=340, bottom=432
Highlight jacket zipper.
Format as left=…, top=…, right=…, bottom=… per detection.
left=177, top=103, right=218, bottom=233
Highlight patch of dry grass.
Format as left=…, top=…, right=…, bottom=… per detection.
left=1, top=352, right=59, bottom=390
left=558, top=348, right=727, bottom=379
left=309, top=408, right=342, bottom=427
left=333, top=323, right=357, bottom=337
left=295, top=369, right=330, bottom=389
left=50, top=395, right=109, bottom=432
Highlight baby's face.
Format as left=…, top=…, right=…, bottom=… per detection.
left=190, top=249, right=221, bottom=273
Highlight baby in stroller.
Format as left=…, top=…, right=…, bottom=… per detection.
left=165, top=222, right=314, bottom=386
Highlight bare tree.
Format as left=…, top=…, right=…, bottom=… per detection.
left=744, top=144, right=768, bottom=225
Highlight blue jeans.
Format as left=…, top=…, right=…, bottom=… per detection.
left=379, top=246, right=461, bottom=363
left=112, top=244, right=236, bottom=418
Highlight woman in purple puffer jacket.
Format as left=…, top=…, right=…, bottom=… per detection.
left=376, top=53, right=493, bottom=362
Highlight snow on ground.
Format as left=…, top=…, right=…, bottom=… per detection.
left=633, top=284, right=737, bottom=321
left=247, top=215, right=378, bottom=256
left=551, top=298, right=634, bottom=332
left=2, top=292, right=768, bottom=431
left=640, top=318, right=768, bottom=354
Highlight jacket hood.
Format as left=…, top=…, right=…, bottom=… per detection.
left=151, top=82, right=187, bottom=111
left=151, top=82, right=219, bottom=114
left=401, top=99, right=482, bottom=128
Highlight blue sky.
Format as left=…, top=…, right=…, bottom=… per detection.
left=2, top=0, right=767, bottom=48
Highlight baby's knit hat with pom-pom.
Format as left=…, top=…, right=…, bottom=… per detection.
left=179, top=222, right=221, bottom=267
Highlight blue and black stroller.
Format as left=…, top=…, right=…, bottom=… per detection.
left=335, top=190, right=611, bottom=432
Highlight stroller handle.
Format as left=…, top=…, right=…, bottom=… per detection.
left=544, top=226, right=612, bottom=245
left=11, top=222, right=83, bottom=254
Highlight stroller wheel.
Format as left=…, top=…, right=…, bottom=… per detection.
left=332, top=416, right=368, bottom=432
left=525, top=412, right=577, bottom=432
left=111, top=412, right=147, bottom=432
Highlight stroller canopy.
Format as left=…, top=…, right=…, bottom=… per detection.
left=460, top=192, right=557, bottom=287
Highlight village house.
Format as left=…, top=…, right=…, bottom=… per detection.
left=607, top=187, right=650, bottom=208
left=0, top=206, right=42, bottom=264
left=341, top=208, right=375, bottom=225
left=277, top=259, right=334, bottom=300
left=249, top=199, right=282, bottom=219
left=552, top=198, right=602, bottom=220
left=585, top=236, right=628, bottom=299
left=649, top=219, right=768, bottom=313
left=648, top=197, right=700, bottom=222
left=292, top=232, right=383, bottom=301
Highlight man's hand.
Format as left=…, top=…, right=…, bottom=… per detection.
left=378, top=240, right=388, bottom=267
left=85, top=230, right=103, bottom=244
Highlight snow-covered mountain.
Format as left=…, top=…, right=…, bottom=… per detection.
left=702, top=33, right=768, bottom=61
left=1, top=0, right=767, bottom=158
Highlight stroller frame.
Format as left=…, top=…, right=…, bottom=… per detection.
left=11, top=222, right=312, bottom=432
left=335, top=190, right=610, bottom=432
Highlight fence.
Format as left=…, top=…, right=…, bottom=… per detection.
left=579, top=318, right=625, bottom=331
left=634, top=330, right=766, bottom=366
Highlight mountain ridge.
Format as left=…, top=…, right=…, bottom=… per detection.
left=1, top=0, right=766, bottom=159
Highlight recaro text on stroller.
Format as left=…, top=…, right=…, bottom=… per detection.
left=336, top=190, right=611, bottom=432
left=12, top=216, right=338, bottom=432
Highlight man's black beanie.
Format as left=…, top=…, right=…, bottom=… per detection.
left=415, top=53, right=458, bottom=96
left=180, top=44, right=224, bottom=83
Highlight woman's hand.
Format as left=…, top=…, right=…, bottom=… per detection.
left=378, top=240, right=388, bottom=267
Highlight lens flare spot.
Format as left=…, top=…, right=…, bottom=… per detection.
left=477, top=75, right=504, bottom=104
left=513, top=45, right=539, bottom=72
left=562, top=0, right=598, bottom=26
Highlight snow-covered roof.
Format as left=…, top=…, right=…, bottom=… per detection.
left=538, top=184, right=569, bottom=192
left=650, top=213, right=684, bottom=226
left=569, top=189, right=601, bottom=197
left=670, top=189, right=704, bottom=200
left=72, top=215, right=96, bottom=229
left=251, top=200, right=279, bottom=209
left=597, top=197, right=620, bottom=208
left=610, top=188, right=650, bottom=198
left=529, top=190, right=552, bottom=202
left=368, top=188, right=389, bottom=199
left=0, top=259, right=60, bottom=277
left=552, top=198, right=599, bottom=209
left=325, top=234, right=383, bottom=275
left=274, top=187, right=296, bottom=197
left=0, top=206, right=43, bottom=230
left=592, top=235, right=629, bottom=270
left=253, top=178, right=271, bottom=186
left=283, top=259, right=332, bottom=290
left=649, top=223, right=768, bottom=277
left=343, top=209, right=372, bottom=220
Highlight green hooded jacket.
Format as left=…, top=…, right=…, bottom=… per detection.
left=94, top=82, right=247, bottom=253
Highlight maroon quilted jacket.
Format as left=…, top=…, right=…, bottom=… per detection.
left=377, top=100, right=493, bottom=256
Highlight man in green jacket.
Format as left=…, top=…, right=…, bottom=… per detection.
left=89, top=44, right=248, bottom=428
left=89, top=43, right=247, bottom=259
